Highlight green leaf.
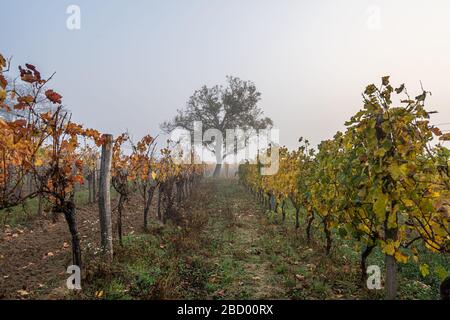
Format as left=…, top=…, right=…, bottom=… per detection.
left=338, top=227, right=348, bottom=238
left=373, top=191, right=388, bottom=220
left=395, top=84, right=405, bottom=94
left=365, top=84, right=377, bottom=95
left=374, top=147, right=386, bottom=157
left=435, top=265, right=448, bottom=281
left=388, top=163, right=408, bottom=180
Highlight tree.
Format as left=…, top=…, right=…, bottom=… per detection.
left=161, top=76, right=273, bottom=176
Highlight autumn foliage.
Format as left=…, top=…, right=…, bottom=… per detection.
left=239, top=76, right=450, bottom=299
left=0, top=53, right=204, bottom=269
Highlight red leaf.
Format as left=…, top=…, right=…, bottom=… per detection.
left=12, top=119, right=27, bottom=127
left=25, top=63, right=36, bottom=71
left=45, top=90, right=62, bottom=104
left=14, top=103, right=28, bottom=110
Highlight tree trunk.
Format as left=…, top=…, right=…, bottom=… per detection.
left=117, top=194, right=125, bottom=246
left=27, top=174, right=33, bottom=195
left=63, top=201, right=82, bottom=269
left=385, top=253, right=397, bottom=300
left=295, top=207, right=300, bottom=229
left=177, top=183, right=182, bottom=206
left=440, top=276, right=450, bottom=300
left=37, top=194, right=43, bottom=216
left=88, top=173, right=92, bottom=203
left=306, top=214, right=314, bottom=243
left=322, top=218, right=332, bottom=255
left=385, top=227, right=398, bottom=300
left=213, top=163, right=222, bottom=177
left=157, top=185, right=162, bottom=221
left=181, top=181, right=186, bottom=200
left=144, top=187, right=155, bottom=231
left=360, top=244, right=375, bottom=283
left=93, top=169, right=97, bottom=202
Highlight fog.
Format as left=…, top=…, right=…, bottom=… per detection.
left=1, top=0, right=450, bottom=149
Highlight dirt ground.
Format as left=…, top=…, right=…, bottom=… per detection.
left=0, top=194, right=152, bottom=299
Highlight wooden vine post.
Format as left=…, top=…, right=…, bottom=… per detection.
left=99, top=134, right=114, bottom=262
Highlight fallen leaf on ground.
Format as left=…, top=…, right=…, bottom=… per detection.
left=216, top=290, right=226, bottom=297
left=43, top=252, right=54, bottom=259
left=295, top=274, right=305, bottom=281
left=17, top=289, right=29, bottom=296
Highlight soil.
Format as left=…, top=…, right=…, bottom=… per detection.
left=0, top=194, right=152, bottom=299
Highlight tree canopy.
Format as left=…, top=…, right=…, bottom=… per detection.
left=161, top=76, right=273, bottom=176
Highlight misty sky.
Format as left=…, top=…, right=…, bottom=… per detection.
left=1, top=0, right=450, bottom=150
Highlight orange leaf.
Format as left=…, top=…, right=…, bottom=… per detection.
left=0, top=54, right=6, bottom=69
left=0, top=74, right=7, bottom=89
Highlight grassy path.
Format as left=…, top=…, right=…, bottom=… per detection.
left=200, top=179, right=354, bottom=300
left=81, top=178, right=295, bottom=299
left=81, top=178, right=374, bottom=300
left=199, top=178, right=288, bottom=299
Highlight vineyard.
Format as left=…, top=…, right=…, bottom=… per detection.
left=0, top=53, right=449, bottom=300
left=238, top=77, right=450, bottom=299
left=0, top=54, right=204, bottom=298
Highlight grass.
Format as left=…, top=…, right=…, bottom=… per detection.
left=60, top=179, right=450, bottom=300
left=262, top=193, right=449, bottom=300
left=79, top=179, right=278, bottom=300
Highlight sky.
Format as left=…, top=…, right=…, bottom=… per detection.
left=1, top=0, right=450, bottom=150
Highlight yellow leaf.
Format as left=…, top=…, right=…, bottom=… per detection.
left=382, top=242, right=396, bottom=256
left=151, top=171, right=157, bottom=180
left=402, top=199, right=414, bottom=207
left=373, top=191, right=388, bottom=220
left=389, top=163, right=408, bottom=180
left=419, top=264, right=430, bottom=277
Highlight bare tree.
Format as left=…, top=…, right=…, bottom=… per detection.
left=161, top=76, right=272, bottom=176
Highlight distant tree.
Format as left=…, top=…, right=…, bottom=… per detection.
left=161, top=76, right=272, bottom=176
